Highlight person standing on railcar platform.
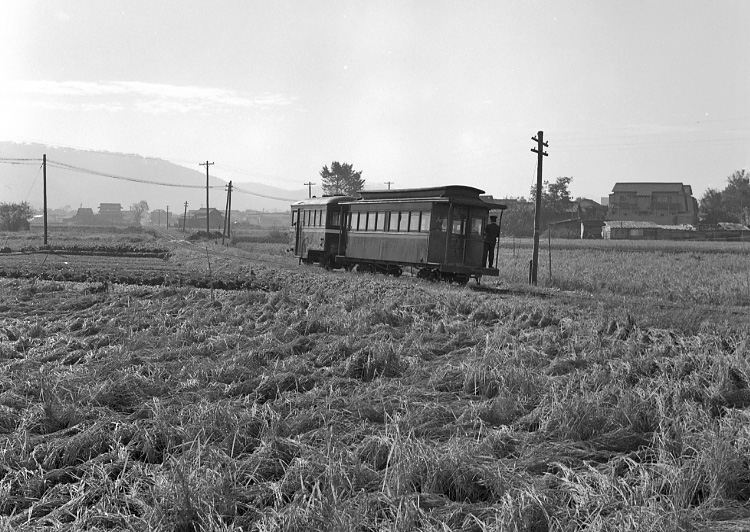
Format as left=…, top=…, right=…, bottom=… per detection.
left=482, top=215, right=501, bottom=268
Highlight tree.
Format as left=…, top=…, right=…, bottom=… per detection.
left=131, top=200, right=149, bottom=225
left=501, top=200, right=535, bottom=237
left=700, top=169, right=750, bottom=224
left=529, top=176, right=574, bottom=226
left=0, top=202, right=34, bottom=231
left=320, top=162, right=365, bottom=196
left=699, top=188, right=731, bottom=224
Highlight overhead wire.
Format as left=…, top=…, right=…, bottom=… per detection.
left=45, top=160, right=223, bottom=190
left=2, top=157, right=302, bottom=202
left=232, top=185, right=299, bottom=203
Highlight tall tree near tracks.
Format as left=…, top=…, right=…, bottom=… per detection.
left=130, top=200, right=150, bottom=225
left=320, top=162, right=365, bottom=196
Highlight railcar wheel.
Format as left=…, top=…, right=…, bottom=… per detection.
left=388, top=266, right=403, bottom=277
left=454, top=274, right=470, bottom=285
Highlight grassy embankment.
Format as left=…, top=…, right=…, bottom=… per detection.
left=0, top=230, right=749, bottom=530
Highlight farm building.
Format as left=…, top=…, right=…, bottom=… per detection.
left=185, top=208, right=225, bottom=231
left=64, top=207, right=96, bottom=224
left=98, top=203, right=123, bottom=222
left=547, top=218, right=606, bottom=239
left=606, top=182, right=699, bottom=226
left=604, top=221, right=696, bottom=240
left=150, top=209, right=169, bottom=226
left=575, top=198, right=607, bottom=220
left=698, top=223, right=750, bottom=241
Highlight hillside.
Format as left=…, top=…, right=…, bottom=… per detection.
left=0, top=142, right=310, bottom=213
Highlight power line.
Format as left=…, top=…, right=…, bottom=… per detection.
left=232, top=185, right=300, bottom=203
left=0, top=157, right=43, bottom=165
left=46, top=160, right=222, bottom=189
left=2, top=156, right=302, bottom=202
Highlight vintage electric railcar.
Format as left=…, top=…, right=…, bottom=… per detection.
left=290, top=186, right=505, bottom=283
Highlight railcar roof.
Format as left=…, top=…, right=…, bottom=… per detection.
left=291, top=195, right=357, bottom=207
left=358, top=185, right=485, bottom=200
left=342, top=185, right=506, bottom=209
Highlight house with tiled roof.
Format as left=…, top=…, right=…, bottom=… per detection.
left=606, top=182, right=698, bottom=226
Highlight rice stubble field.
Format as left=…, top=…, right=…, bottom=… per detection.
left=0, top=229, right=750, bottom=531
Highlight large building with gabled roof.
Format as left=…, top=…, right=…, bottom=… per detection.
left=606, top=182, right=699, bottom=226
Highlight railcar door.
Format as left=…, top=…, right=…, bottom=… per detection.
left=446, top=205, right=468, bottom=265
left=293, top=208, right=304, bottom=256
left=428, top=204, right=449, bottom=263
left=463, top=208, right=486, bottom=267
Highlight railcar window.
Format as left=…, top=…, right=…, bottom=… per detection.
left=471, top=217, right=483, bottom=234
left=375, top=211, right=385, bottom=231
left=420, top=212, right=431, bottom=232
left=330, top=210, right=339, bottom=227
left=387, top=212, right=397, bottom=231
left=366, top=211, right=376, bottom=231
left=314, top=210, right=318, bottom=226
left=320, top=210, right=327, bottom=227
left=452, top=207, right=468, bottom=235
left=292, top=210, right=298, bottom=227
left=398, top=212, right=409, bottom=232
left=303, top=210, right=309, bottom=226
left=354, top=212, right=361, bottom=230
left=409, top=212, right=420, bottom=232
left=432, top=215, right=447, bottom=231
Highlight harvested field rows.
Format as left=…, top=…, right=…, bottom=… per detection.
left=1, top=244, right=750, bottom=531
left=0, top=248, right=272, bottom=291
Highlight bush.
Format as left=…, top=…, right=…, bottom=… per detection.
left=0, top=202, right=34, bottom=231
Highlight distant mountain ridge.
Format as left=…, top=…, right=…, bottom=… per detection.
left=0, top=142, right=312, bottom=212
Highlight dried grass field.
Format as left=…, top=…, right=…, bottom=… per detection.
left=1, top=229, right=750, bottom=531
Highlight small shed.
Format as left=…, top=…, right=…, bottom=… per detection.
left=581, top=219, right=605, bottom=239
left=603, top=220, right=660, bottom=240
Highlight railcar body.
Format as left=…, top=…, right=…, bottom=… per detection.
left=290, top=195, right=355, bottom=267
left=291, top=186, right=505, bottom=283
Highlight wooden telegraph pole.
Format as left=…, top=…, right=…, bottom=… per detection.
left=304, top=182, right=315, bottom=198
left=200, top=161, right=214, bottom=235
left=42, top=154, right=48, bottom=247
left=183, top=201, right=188, bottom=232
left=384, top=181, right=394, bottom=190
left=227, top=181, right=232, bottom=240
left=222, top=181, right=233, bottom=245
left=530, top=131, right=548, bottom=285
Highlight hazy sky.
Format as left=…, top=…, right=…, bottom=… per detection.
left=1, top=0, right=748, bottom=202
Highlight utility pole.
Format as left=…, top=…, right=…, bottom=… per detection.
left=166, top=206, right=169, bottom=229
left=183, top=201, right=188, bottom=232
left=384, top=181, right=394, bottom=190
left=227, top=181, right=232, bottom=240
left=222, top=181, right=232, bottom=245
left=42, top=154, right=48, bottom=247
left=530, top=131, right=549, bottom=285
left=304, top=181, right=315, bottom=198
left=200, top=161, right=214, bottom=235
